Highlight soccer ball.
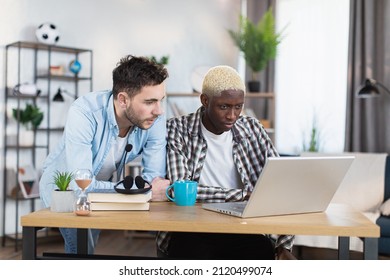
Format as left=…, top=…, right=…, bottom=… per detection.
left=35, top=23, right=60, bottom=45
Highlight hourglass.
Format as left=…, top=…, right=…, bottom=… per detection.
left=74, top=169, right=93, bottom=216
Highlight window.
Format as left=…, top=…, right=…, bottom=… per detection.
left=275, top=0, right=350, bottom=153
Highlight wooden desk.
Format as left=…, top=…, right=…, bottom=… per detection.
left=21, top=202, right=379, bottom=260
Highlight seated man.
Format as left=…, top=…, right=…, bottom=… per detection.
left=39, top=55, right=170, bottom=254
left=157, top=65, right=295, bottom=259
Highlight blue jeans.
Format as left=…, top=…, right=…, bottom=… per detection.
left=59, top=228, right=101, bottom=254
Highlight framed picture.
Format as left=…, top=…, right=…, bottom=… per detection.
left=18, top=165, right=40, bottom=199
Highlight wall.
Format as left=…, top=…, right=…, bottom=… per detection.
left=0, top=0, right=352, bottom=237
left=0, top=0, right=241, bottom=235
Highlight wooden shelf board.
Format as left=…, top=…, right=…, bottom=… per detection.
left=37, top=75, right=91, bottom=81
left=167, top=92, right=200, bottom=97
left=6, top=41, right=92, bottom=54
left=167, top=92, right=274, bottom=98
left=5, top=145, right=48, bottom=149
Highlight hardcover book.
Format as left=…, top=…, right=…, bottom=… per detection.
left=90, top=202, right=150, bottom=211
left=18, top=165, right=40, bottom=199
left=88, top=190, right=152, bottom=203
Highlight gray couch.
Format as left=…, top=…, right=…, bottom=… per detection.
left=293, top=152, right=390, bottom=257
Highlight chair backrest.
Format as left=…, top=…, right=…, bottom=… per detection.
left=385, top=155, right=390, bottom=201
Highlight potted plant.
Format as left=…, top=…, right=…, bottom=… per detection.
left=302, top=116, right=321, bottom=152
left=12, top=103, right=44, bottom=146
left=12, top=103, right=44, bottom=130
left=149, top=55, right=169, bottom=65
left=50, top=171, right=75, bottom=212
left=228, top=8, right=284, bottom=92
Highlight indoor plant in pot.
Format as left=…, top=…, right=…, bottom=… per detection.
left=12, top=103, right=44, bottom=145
left=149, top=55, right=169, bottom=66
left=50, top=171, right=75, bottom=212
left=228, top=8, right=284, bottom=92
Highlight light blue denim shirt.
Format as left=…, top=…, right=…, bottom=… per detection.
left=39, top=90, right=167, bottom=207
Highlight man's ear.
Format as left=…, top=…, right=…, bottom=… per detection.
left=117, top=92, right=129, bottom=107
left=200, top=94, right=209, bottom=107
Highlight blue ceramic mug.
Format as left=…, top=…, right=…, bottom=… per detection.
left=166, top=180, right=197, bottom=206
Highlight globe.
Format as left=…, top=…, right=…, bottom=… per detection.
left=69, top=60, right=82, bottom=74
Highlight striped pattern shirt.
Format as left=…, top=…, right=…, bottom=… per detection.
left=156, top=107, right=294, bottom=254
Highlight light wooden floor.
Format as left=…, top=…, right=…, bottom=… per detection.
left=1, top=230, right=389, bottom=260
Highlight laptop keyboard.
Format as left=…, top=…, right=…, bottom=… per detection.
left=228, top=201, right=247, bottom=211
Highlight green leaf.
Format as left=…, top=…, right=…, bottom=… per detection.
left=53, top=171, right=74, bottom=191
left=228, top=8, right=285, bottom=76
left=12, top=103, right=44, bottom=129
left=149, top=55, right=169, bottom=65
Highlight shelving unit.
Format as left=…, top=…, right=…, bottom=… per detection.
left=166, top=92, right=275, bottom=139
left=2, top=41, right=93, bottom=251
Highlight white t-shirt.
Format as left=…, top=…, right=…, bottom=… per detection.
left=199, top=122, right=242, bottom=189
left=96, top=135, right=128, bottom=181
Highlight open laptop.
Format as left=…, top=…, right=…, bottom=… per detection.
left=202, top=156, right=354, bottom=218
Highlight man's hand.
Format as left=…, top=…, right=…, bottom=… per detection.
left=275, top=247, right=297, bottom=260
left=243, top=190, right=252, bottom=201
left=151, top=177, right=171, bottom=201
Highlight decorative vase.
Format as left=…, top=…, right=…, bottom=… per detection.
left=50, top=190, right=75, bottom=212
left=248, top=81, right=261, bottom=92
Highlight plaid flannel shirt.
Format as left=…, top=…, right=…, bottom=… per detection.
left=156, top=107, right=294, bottom=254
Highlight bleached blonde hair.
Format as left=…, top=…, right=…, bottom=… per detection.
left=202, top=65, right=246, bottom=98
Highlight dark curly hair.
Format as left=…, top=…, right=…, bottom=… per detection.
left=112, top=55, right=169, bottom=98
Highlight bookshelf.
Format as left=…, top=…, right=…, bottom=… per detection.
left=2, top=41, right=93, bottom=251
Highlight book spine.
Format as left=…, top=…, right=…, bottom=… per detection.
left=90, top=202, right=150, bottom=211
left=88, top=193, right=151, bottom=203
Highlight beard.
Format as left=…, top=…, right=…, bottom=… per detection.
left=124, top=106, right=156, bottom=130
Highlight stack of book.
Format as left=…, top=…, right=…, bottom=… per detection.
left=88, top=190, right=152, bottom=211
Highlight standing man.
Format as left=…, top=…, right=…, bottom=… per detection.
left=157, top=65, right=295, bottom=259
left=39, top=55, right=170, bottom=254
